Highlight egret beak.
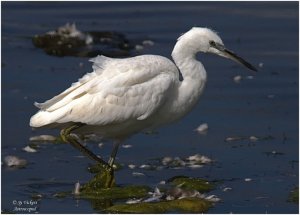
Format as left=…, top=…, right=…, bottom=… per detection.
left=209, top=41, right=257, bottom=72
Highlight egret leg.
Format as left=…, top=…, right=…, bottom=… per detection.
left=60, top=123, right=115, bottom=188
left=108, top=141, right=121, bottom=167
left=60, top=123, right=110, bottom=171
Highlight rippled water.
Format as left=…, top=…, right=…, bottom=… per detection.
left=2, top=2, right=299, bottom=213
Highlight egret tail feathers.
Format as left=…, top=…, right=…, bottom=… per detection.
left=29, top=109, right=66, bottom=128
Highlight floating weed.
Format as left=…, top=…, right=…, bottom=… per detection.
left=32, top=23, right=151, bottom=58
left=168, top=176, right=214, bottom=193
left=106, top=197, right=212, bottom=213
left=79, top=185, right=151, bottom=200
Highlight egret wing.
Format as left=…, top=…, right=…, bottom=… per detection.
left=56, top=55, right=177, bottom=125
left=30, top=55, right=178, bottom=127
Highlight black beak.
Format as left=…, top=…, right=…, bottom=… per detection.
left=210, top=41, right=257, bottom=72
left=223, top=49, right=258, bottom=72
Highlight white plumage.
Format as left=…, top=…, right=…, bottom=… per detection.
left=30, top=27, right=256, bottom=140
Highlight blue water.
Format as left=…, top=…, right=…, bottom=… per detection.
left=2, top=2, right=299, bottom=213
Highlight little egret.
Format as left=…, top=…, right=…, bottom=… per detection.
left=30, top=27, right=256, bottom=187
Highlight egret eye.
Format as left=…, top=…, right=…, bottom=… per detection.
left=209, top=40, right=216, bottom=47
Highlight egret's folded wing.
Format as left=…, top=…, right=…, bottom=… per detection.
left=56, top=55, right=178, bottom=125
left=34, top=72, right=98, bottom=111
left=30, top=55, right=178, bottom=127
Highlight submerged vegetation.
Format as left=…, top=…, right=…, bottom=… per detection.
left=32, top=23, right=153, bottom=57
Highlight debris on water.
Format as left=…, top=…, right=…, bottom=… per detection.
left=233, top=75, right=242, bottom=83
left=32, top=22, right=147, bottom=57
left=139, top=164, right=152, bottom=170
left=172, top=157, right=186, bottom=167
left=4, top=155, right=27, bottom=168
left=149, top=187, right=162, bottom=196
left=159, top=180, right=166, bottom=185
left=258, top=62, right=264, bottom=68
left=189, top=164, right=203, bottom=169
left=53, top=191, right=70, bottom=198
left=249, top=136, right=259, bottom=141
left=74, top=181, right=80, bottom=195
left=187, top=154, right=212, bottom=164
left=98, top=143, right=104, bottom=148
left=222, top=187, right=232, bottom=192
left=106, top=176, right=216, bottom=213
left=135, top=44, right=144, bottom=51
left=144, top=187, right=163, bottom=202
left=204, top=195, right=221, bottom=202
left=122, top=144, right=133, bottom=149
left=225, top=135, right=274, bottom=142
left=264, top=150, right=284, bottom=156
left=167, top=187, right=201, bottom=200
left=22, top=145, right=37, bottom=153
left=146, top=154, right=213, bottom=170
left=132, top=172, right=145, bottom=177
left=46, top=23, right=93, bottom=45
left=142, top=40, right=155, bottom=46
left=126, top=198, right=143, bottom=204
left=225, top=136, right=245, bottom=142
left=29, top=134, right=57, bottom=142
left=195, top=123, right=208, bottom=134
left=112, top=163, right=123, bottom=170
left=128, top=164, right=136, bottom=169
left=162, top=156, right=173, bottom=165
left=244, top=178, right=252, bottom=182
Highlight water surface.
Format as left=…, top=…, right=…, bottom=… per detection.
left=1, top=2, right=299, bottom=213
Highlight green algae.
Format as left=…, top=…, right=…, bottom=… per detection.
left=106, top=197, right=212, bottom=213
left=88, top=162, right=123, bottom=174
left=81, top=167, right=116, bottom=190
left=168, top=176, right=214, bottom=192
left=288, top=187, right=299, bottom=203
left=80, top=167, right=150, bottom=200
left=80, top=185, right=151, bottom=200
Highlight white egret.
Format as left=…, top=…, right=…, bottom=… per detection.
left=30, top=27, right=256, bottom=186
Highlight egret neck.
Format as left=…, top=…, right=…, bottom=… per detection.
left=170, top=38, right=207, bottom=118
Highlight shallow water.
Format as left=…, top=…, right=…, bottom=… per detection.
left=1, top=1, right=299, bottom=213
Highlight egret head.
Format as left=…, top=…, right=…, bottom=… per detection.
left=177, top=27, right=257, bottom=71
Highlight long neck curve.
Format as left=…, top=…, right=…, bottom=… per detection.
left=169, top=39, right=207, bottom=118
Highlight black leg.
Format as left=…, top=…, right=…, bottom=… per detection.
left=60, top=123, right=111, bottom=171
left=108, top=141, right=121, bottom=167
